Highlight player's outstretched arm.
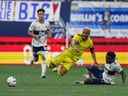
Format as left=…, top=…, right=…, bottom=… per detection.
left=90, top=47, right=98, bottom=65
left=120, top=70, right=126, bottom=84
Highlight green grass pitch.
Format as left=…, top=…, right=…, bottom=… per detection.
left=0, top=65, right=128, bottom=96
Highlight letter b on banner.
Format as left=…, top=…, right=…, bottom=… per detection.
left=19, top=3, right=28, bottom=20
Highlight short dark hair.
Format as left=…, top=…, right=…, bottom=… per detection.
left=37, top=8, right=45, bottom=13
left=106, top=51, right=116, bottom=59
left=106, top=51, right=116, bottom=63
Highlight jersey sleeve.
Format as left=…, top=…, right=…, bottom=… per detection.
left=104, top=64, right=111, bottom=71
left=104, top=62, right=123, bottom=73
left=28, top=21, right=35, bottom=32
left=114, top=62, right=123, bottom=73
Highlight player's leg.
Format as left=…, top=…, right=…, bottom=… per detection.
left=47, top=49, right=71, bottom=69
left=86, top=65, right=104, bottom=79
left=47, top=50, right=75, bottom=76
left=32, top=46, right=39, bottom=64
left=57, top=65, right=68, bottom=76
left=39, top=47, right=47, bottom=78
left=83, top=78, right=104, bottom=85
left=75, top=77, right=109, bottom=85
left=82, top=66, right=112, bottom=85
left=74, top=73, right=90, bottom=84
left=40, top=54, right=47, bottom=78
left=48, top=53, right=65, bottom=69
left=75, top=65, right=104, bottom=85
left=57, top=58, right=75, bottom=76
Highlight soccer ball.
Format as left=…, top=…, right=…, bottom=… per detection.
left=6, top=76, right=16, bottom=87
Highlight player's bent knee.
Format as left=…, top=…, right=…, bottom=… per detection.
left=57, top=65, right=67, bottom=76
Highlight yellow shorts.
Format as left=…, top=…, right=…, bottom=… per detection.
left=47, top=49, right=79, bottom=71
left=52, top=55, right=75, bottom=71
left=61, top=57, right=75, bottom=71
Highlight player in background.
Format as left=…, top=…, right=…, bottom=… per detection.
left=75, top=51, right=126, bottom=85
left=48, top=28, right=98, bottom=76
left=28, top=8, right=51, bottom=78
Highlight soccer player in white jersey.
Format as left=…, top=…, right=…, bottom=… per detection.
left=28, top=8, right=51, bottom=78
left=75, top=51, right=126, bottom=85
left=102, top=51, right=126, bottom=84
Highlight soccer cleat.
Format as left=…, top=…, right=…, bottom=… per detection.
left=52, top=67, right=57, bottom=72
left=74, top=81, right=84, bottom=85
left=75, top=81, right=81, bottom=84
left=40, top=75, right=46, bottom=78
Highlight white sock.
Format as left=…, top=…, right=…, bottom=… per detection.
left=41, top=63, right=47, bottom=76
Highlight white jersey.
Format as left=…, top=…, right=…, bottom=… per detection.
left=28, top=20, right=49, bottom=47
left=102, top=61, right=123, bottom=84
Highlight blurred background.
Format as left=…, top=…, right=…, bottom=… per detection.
left=0, top=0, right=128, bottom=65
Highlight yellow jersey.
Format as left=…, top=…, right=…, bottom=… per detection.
left=54, top=33, right=93, bottom=61
left=50, top=33, right=94, bottom=70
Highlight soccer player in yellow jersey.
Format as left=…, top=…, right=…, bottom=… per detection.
left=48, top=28, right=97, bottom=76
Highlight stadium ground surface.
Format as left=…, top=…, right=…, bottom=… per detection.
left=0, top=65, right=128, bottom=96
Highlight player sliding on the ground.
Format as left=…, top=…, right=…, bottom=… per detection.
left=75, top=51, right=126, bottom=85
left=47, top=28, right=98, bottom=76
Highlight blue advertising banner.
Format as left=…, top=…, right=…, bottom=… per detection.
left=0, top=0, right=61, bottom=22
left=70, top=1, right=128, bottom=37
left=0, top=0, right=64, bottom=37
